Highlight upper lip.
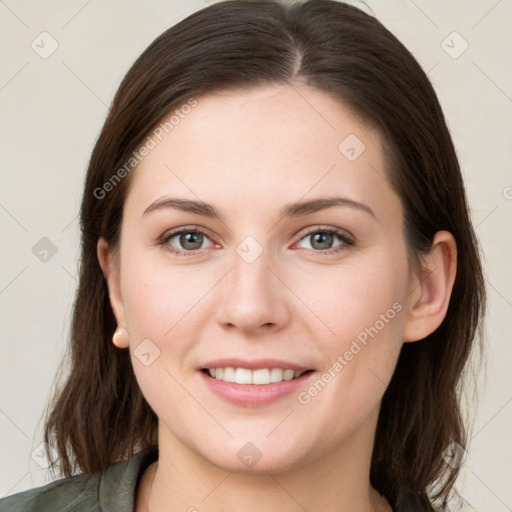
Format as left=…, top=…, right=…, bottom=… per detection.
left=200, top=358, right=313, bottom=372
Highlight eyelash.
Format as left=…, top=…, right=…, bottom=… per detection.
left=158, top=225, right=355, bottom=257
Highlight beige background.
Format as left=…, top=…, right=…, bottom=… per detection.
left=0, top=0, right=511, bottom=510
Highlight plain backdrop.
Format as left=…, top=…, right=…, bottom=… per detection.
left=0, top=0, right=511, bottom=510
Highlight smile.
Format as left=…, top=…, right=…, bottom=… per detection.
left=199, top=367, right=315, bottom=407
left=202, top=367, right=311, bottom=385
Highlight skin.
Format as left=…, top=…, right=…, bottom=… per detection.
left=98, top=83, right=457, bottom=512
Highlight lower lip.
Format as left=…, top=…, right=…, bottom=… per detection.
left=199, top=370, right=314, bottom=407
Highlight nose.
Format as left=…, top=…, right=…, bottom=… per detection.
left=215, top=244, right=291, bottom=336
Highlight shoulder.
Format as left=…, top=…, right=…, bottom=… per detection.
left=0, top=473, right=99, bottom=512
left=0, top=445, right=159, bottom=512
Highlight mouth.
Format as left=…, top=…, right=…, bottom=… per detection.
left=198, top=358, right=316, bottom=406
left=200, top=367, right=315, bottom=385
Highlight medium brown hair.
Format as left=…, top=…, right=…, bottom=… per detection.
left=42, top=0, right=486, bottom=509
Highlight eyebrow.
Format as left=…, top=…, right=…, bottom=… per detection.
left=143, top=196, right=376, bottom=220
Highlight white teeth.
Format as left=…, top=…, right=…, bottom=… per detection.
left=270, top=368, right=283, bottom=383
left=235, top=368, right=252, bottom=384
left=207, top=367, right=307, bottom=385
left=223, top=367, right=235, bottom=382
left=252, top=368, right=270, bottom=385
left=283, top=369, right=295, bottom=381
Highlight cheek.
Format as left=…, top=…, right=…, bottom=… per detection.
left=120, top=259, right=208, bottom=414
left=119, top=254, right=223, bottom=400
left=292, top=252, right=408, bottom=408
left=121, top=251, right=212, bottom=336
left=297, top=254, right=408, bottom=347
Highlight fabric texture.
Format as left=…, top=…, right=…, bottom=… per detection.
left=0, top=445, right=435, bottom=511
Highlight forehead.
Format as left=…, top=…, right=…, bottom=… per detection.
left=125, top=84, right=399, bottom=222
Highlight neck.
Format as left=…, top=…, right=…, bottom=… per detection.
left=138, top=410, right=392, bottom=512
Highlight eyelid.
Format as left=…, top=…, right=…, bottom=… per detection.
left=159, top=224, right=355, bottom=255
left=294, top=224, right=355, bottom=243
left=158, top=225, right=217, bottom=249
left=291, top=225, right=355, bottom=255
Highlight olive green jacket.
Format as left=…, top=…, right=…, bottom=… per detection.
left=0, top=446, right=435, bottom=511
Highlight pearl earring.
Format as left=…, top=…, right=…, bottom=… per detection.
left=112, top=326, right=128, bottom=348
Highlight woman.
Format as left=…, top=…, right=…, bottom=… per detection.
left=0, top=0, right=486, bottom=511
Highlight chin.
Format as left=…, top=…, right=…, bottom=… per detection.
left=196, top=436, right=313, bottom=476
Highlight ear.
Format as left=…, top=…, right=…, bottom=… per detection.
left=402, top=231, right=457, bottom=343
left=97, top=237, right=129, bottom=348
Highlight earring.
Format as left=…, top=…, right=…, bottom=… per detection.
left=112, top=326, right=129, bottom=348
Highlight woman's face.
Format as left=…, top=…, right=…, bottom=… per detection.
left=108, top=84, right=419, bottom=472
